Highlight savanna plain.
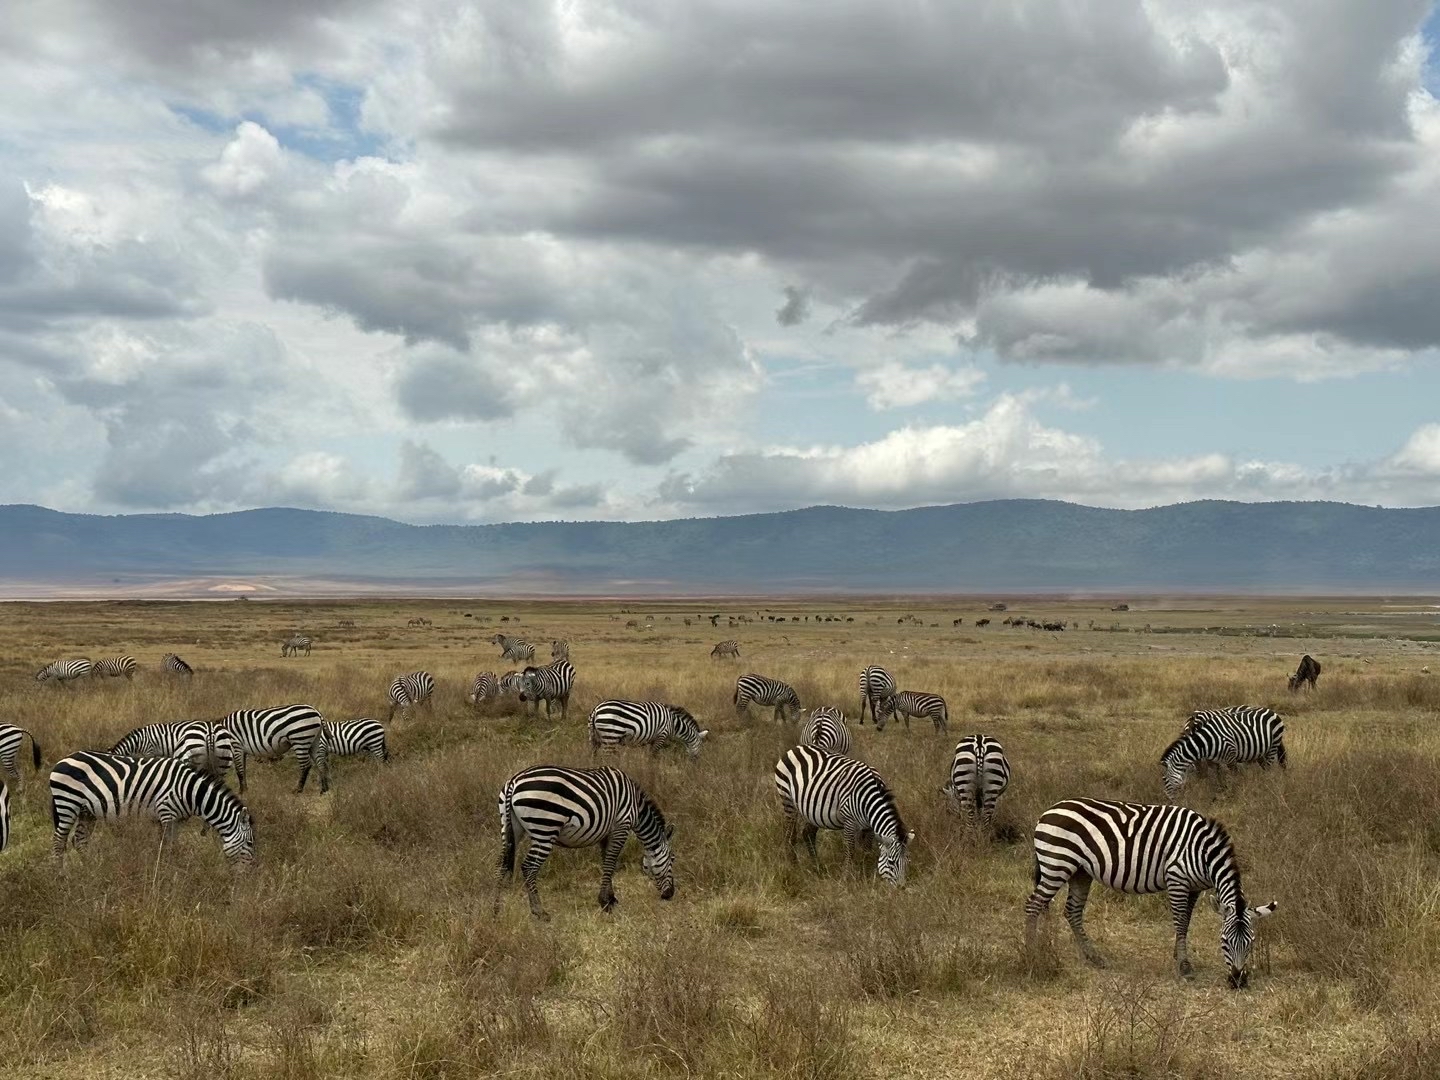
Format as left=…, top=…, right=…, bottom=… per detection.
left=4, top=595, right=1440, bottom=1079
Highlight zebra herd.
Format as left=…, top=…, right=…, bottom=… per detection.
left=36, top=655, right=195, bottom=685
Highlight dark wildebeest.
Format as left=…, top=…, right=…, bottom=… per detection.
left=1289, top=654, right=1321, bottom=692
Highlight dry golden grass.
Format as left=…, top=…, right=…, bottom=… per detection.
left=1, top=594, right=1439, bottom=1078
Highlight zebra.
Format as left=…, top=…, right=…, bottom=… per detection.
left=734, top=674, right=801, bottom=722
left=489, top=634, right=535, bottom=662
left=49, top=751, right=256, bottom=864
left=90, top=655, right=139, bottom=680
left=941, top=734, right=1010, bottom=831
left=493, top=764, right=675, bottom=920
left=221, top=704, right=329, bottom=793
left=588, top=700, right=709, bottom=758
left=519, top=660, right=576, bottom=720
left=467, top=671, right=498, bottom=704
left=35, top=658, right=93, bottom=686
left=162, top=653, right=194, bottom=677
left=857, top=665, right=895, bottom=725
left=550, top=639, right=570, bottom=660
left=0, top=724, right=42, bottom=782
left=280, top=635, right=312, bottom=657
left=799, top=707, right=852, bottom=755
left=1162, top=707, right=1286, bottom=800
left=774, top=745, right=912, bottom=886
left=109, top=721, right=245, bottom=790
left=876, top=690, right=949, bottom=733
left=498, top=671, right=525, bottom=696
left=387, top=671, right=436, bottom=721
left=710, top=640, right=741, bottom=659
left=1024, top=798, right=1277, bottom=988
left=322, top=719, right=389, bottom=765
left=1289, top=654, right=1321, bottom=692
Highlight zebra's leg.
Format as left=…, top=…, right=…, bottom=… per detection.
left=51, top=807, right=78, bottom=859
left=72, top=816, right=96, bottom=850
left=519, top=834, right=557, bottom=921
left=1168, top=883, right=1201, bottom=977
left=841, top=823, right=866, bottom=876
left=801, top=823, right=820, bottom=867
left=597, top=832, right=628, bottom=912
left=935, top=707, right=948, bottom=733
left=1063, top=873, right=1105, bottom=966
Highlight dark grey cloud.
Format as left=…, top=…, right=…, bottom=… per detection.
left=775, top=286, right=809, bottom=327
left=393, top=350, right=515, bottom=423
left=396, top=439, right=462, bottom=500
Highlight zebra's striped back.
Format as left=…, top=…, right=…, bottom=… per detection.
left=877, top=690, right=949, bottom=733
left=387, top=671, right=436, bottom=720
left=588, top=700, right=709, bottom=758
left=322, top=719, right=389, bottom=764
left=49, top=751, right=255, bottom=863
left=799, top=707, right=852, bottom=755
left=162, top=653, right=194, bottom=676
left=519, top=660, right=576, bottom=720
left=468, top=671, right=498, bottom=704
left=221, top=704, right=328, bottom=794
left=943, top=734, right=1009, bottom=829
left=1162, top=707, right=1286, bottom=799
left=710, top=640, right=741, bottom=659
left=0, top=724, right=42, bottom=782
left=550, top=639, right=570, bottom=660
left=90, top=655, right=138, bottom=680
left=857, top=665, right=895, bottom=724
left=774, top=745, right=912, bottom=885
left=734, top=674, right=801, bottom=722
left=36, top=658, right=93, bottom=684
left=110, top=721, right=242, bottom=787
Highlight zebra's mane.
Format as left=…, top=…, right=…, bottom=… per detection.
left=635, top=790, right=670, bottom=845
left=1203, top=815, right=1245, bottom=906
left=1159, top=726, right=1204, bottom=764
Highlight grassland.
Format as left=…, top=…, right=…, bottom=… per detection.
left=3, top=594, right=1440, bottom=1079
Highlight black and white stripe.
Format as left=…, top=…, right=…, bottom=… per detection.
left=221, top=704, right=329, bottom=794
left=387, top=671, right=436, bottom=721
left=489, top=634, right=535, bottom=662
left=162, top=653, right=194, bottom=677
left=1024, top=798, right=1277, bottom=988
left=550, top=639, right=570, bottom=660
left=110, top=721, right=245, bottom=790
left=588, top=700, right=709, bottom=758
left=90, top=655, right=139, bottom=680
left=519, top=660, right=576, bottom=720
left=733, top=674, right=801, bottom=722
left=498, top=671, right=525, bottom=695
left=710, top=640, right=741, bottom=659
left=942, top=734, right=1010, bottom=830
left=773, top=745, right=913, bottom=886
left=1162, top=706, right=1286, bottom=800
left=35, top=658, right=93, bottom=685
left=799, top=707, right=852, bottom=755
left=493, top=764, right=676, bottom=920
left=0, top=779, right=8, bottom=852
left=280, top=635, right=312, bottom=657
left=322, top=719, right=389, bottom=765
left=467, top=671, right=498, bottom=704
left=49, top=751, right=255, bottom=863
left=0, top=724, right=42, bottom=782
left=876, top=690, right=949, bottom=733
left=857, top=665, right=895, bottom=725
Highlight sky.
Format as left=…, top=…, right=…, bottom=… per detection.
left=2, top=0, right=1440, bottom=524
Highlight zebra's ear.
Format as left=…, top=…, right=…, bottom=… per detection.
left=1252, top=901, right=1278, bottom=919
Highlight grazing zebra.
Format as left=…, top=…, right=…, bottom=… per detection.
left=876, top=690, right=949, bottom=733
left=280, top=635, right=312, bottom=657
left=799, top=707, right=852, bottom=756
left=519, top=660, right=576, bottom=720
left=774, top=745, right=913, bottom=885
left=221, top=704, right=329, bottom=794
left=49, top=751, right=256, bottom=864
left=1024, top=798, right=1277, bottom=988
left=162, top=653, right=194, bottom=677
left=498, top=671, right=525, bottom=696
left=36, top=658, right=93, bottom=686
left=1289, top=654, right=1321, bottom=692
left=489, top=634, right=535, bottom=662
left=0, top=724, right=42, bottom=782
left=1162, top=707, right=1286, bottom=800
left=711, top=640, right=741, bottom=659
left=588, top=700, right=709, bottom=758
left=942, top=734, right=1010, bottom=831
left=857, top=665, right=895, bottom=725
left=387, top=671, right=436, bottom=721
left=550, top=639, right=570, bottom=660
left=494, top=764, right=675, bottom=920
left=467, top=671, right=498, bottom=704
left=322, top=719, right=389, bottom=765
left=734, top=674, right=801, bottom=722
left=90, top=655, right=139, bottom=680
left=109, top=721, right=245, bottom=790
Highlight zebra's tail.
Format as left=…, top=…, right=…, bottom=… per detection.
left=27, top=730, right=41, bottom=771
left=203, top=724, right=220, bottom=777
left=1031, top=850, right=1042, bottom=890
left=498, top=789, right=518, bottom=879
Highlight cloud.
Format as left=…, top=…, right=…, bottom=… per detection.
left=776, top=286, right=810, bottom=327
left=394, top=349, right=516, bottom=422
left=856, top=362, right=986, bottom=410
left=203, top=121, right=284, bottom=198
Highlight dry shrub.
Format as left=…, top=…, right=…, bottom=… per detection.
left=740, top=972, right=858, bottom=1080
left=614, top=929, right=735, bottom=1072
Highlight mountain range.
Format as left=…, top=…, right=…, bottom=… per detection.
left=0, top=500, right=1437, bottom=595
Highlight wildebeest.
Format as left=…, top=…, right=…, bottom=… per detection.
left=1289, top=654, right=1321, bottom=692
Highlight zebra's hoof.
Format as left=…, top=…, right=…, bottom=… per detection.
left=1178, top=961, right=1194, bottom=978
left=1083, top=952, right=1107, bottom=969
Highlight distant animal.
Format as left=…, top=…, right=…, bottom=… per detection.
left=857, top=665, right=896, bottom=726
left=876, top=690, right=949, bottom=733
left=774, top=745, right=913, bottom=886
left=710, top=639, right=741, bottom=659
left=35, top=658, right=93, bottom=686
left=976, top=618, right=991, bottom=628
left=467, top=671, right=498, bottom=704
left=1161, top=707, right=1286, bottom=800
left=0, top=724, right=42, bottom=782
left=387, top=671, right=436, bottom=722
left=952, top=618, right=963, bottom=627
left=550, top=639, right=570, bottom=660
left=494, top=764, right=675, bottom=920
left=734, top=674, right=801, bottom=723
left=589, top=700, right=708, bottom=758
left=221, top=704, right=329, bottom=794
left=519, top=660, right=576, bottom=720
left=338, top=619, right=356, bottom=628
left=799, top=707, right=852, bottom=756
left=280, top=635, right=311, bottom=657
left=90, top=655, right=138, bottom=680
left=942, top=735, right=1010, bottom=831
left=322, top=719, right=389, bottom=765
left=1288, top=655, right=1321, bottom=692
left=1025, top=798, right=1277, bottom=988
left=162, top=653, right=194, bottom=677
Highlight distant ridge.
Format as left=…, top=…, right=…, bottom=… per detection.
left=1, top=499, right=1438, bottom=595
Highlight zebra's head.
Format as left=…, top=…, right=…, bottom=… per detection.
left=223, top=808, right=257, bottom=866
left=1221, top=897, right=1277, bottom=989
left=641, top=822, right=676, bottom=901
left=878, top=827, right=915, bottom=887
left=671, top=708, right=709, bottom=759
left=34, top=666, right=50, bottom=682
left=874, top=695, right=896, bottom=732
left=1159, top=734, right=1198, bottom=801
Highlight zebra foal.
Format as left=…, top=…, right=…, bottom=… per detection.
left=588, top=700, right=708, bottom=758
left=1162, top=706, right=1285, bottom=800
left=941, top=734, right=1009, bottom=831
left=494, top=765, right=676, bottom=920
left=1025, top=798, right=1276, bottom=988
